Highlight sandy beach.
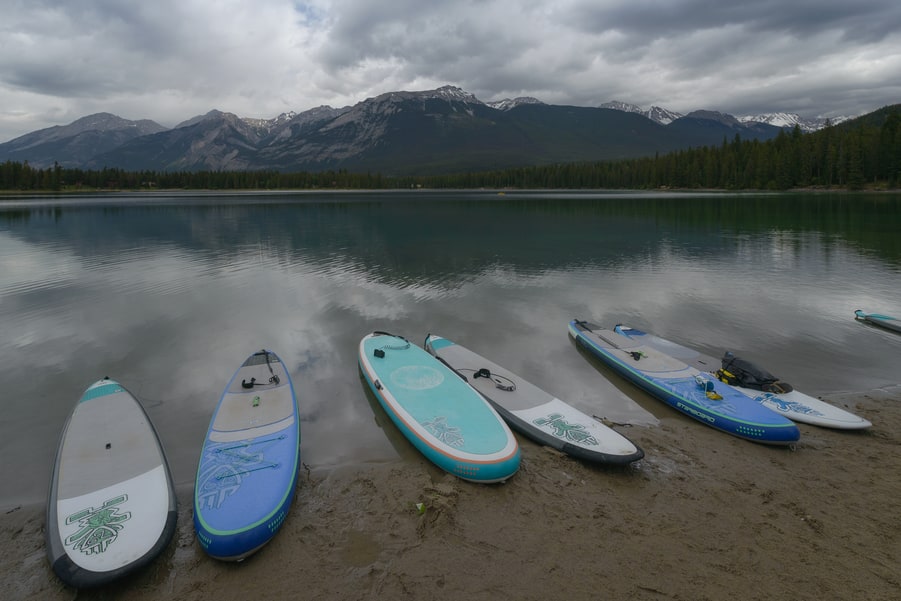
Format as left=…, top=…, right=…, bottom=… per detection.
left=3, top=385, right=899, bottom=601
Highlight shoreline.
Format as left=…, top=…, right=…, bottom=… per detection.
left=3, top=385, right=899, bottom=600
left=3, top=186, right=901, bottom=196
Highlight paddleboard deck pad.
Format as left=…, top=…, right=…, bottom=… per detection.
left=193, top=349, right=300, bottom=561
left=359, top=331, right=520, bottom=483
left=613, top=324, right=872, bottom=430
left=46, top=378, right=177, bottom=588
left=424, top=334, right=644, bottom=465
left=569, top=320, right=800, bottom=445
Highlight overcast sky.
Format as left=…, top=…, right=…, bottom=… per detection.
left=2, top=0, right=900, bottom=142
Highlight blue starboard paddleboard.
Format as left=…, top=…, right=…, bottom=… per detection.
left=854, top=309, right=901, bottom=334
left=613, top=324, right=872, bottom=430
left=46, top=378, right=177, bottom=588
left=569, top=320, right=800, bottom=445
left=193, top=350, right=300, bottom=561
left=359, top=331, right=520, bottom=483
left=424, top=334, right=644, bottom=465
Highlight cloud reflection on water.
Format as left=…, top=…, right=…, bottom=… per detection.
left=1, top=192, right=899, bottom=507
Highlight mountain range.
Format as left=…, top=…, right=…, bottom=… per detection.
left=0, top=86, right=851, bottom=175
left=598, top=101, right=846, bottom=132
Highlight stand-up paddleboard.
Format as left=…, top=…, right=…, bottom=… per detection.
left=855, top=309, right=901, bottom=334
left=194, top=350, right=300, bottom=561
left=424, top=334, right=644, bottom=465
left=613, top=324, right=872, bottom=430
left=359, top=331, right=520, bottom=483
left=46, top=378, right=177, bottom=588
left=569, top=320, right=800, bottom=445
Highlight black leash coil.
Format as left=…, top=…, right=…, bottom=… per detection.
left=371, top=331, right=411, bottom=358
left=460, top=367, right=516, bottom=392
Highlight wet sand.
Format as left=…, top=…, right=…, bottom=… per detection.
left=3, top=386, right=899, bottom=601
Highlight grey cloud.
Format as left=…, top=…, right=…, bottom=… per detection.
left=318, top=1, right=466, bottom=69
left=0, top=1, right=192, bottom=98
left=567, top=0, right=901, bottom=43
left=1, top=0, right=900, bottom=142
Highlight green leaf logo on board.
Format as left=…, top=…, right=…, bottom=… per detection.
left=64, top=494, right=132, bottom=555
left=533, top=413, right=599, bottom=446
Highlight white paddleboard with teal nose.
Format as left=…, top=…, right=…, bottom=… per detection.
left=46, top=378, right=177, bottom=589
left=424, top=334, right=644, bottom=465
left=855, top=309, right=901, bottom=334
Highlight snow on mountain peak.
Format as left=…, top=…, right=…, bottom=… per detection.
left=646, top=106, right=682, bottom=125
left=488, top=97, right=545, bottom=111
left=364, top=86, right=484, bottom=108
left=433, top=85, right=481, bottom=103
left=600, top=101, right=643, bottom=114
left=737, top=112, right=847, bottom=132
left=601, top=101, right=682, bottom=125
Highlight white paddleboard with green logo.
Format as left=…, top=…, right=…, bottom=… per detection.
left=46, top=378, right=177, bottom=589
left=424, top=334, right=644, bottom=466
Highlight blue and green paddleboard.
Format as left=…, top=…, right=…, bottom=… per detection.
left=569, top=320, right=800, bottom=445
left=613, top=324, right=871, bottom=430
left=194, top=350, right=300, bottom=561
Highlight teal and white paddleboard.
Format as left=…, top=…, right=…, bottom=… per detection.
left=46, top=378, right=177, bottom=588
left=855, top=309, right=901, bottom=334
left=359, top=331, right=520, bottom=483
left=424, top=334, right=644, bottom=465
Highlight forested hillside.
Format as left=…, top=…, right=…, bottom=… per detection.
left=2, top=106, right=899, bottom=192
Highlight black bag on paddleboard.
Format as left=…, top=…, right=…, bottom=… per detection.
left=716, top=352, right=793, bottom=394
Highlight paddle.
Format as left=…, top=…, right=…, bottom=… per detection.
left=576, top=320, right=646, bottom=361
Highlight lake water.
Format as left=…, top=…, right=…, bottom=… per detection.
left=2, top=190, right=899, bottom=508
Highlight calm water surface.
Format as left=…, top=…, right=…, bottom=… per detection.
left=2, top=190, right=899, bottom=507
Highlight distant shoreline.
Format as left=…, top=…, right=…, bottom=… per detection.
left=2, top=185, right=900, bottom=196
